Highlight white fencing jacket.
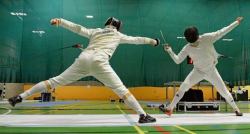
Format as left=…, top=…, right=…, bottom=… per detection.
left=167, top=21, right=239, bottom=71
left=59, top=18, right=156, bottom=57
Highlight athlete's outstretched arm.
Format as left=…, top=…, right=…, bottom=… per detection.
left=164, top=45, right=188, bottom=64
left=51, top=18, right=93, bottom=38
left=119, top=33, right=160, bottom=46
left=208, top=17, right=243, bottom=42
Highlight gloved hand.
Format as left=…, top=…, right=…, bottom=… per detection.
left=50, top=18, right=61, bottom=26
left=163, top=43, right=172, bottom=52
left=154, top=38, right=160, bottom=46
left=236, top=16, right=243, bottom=24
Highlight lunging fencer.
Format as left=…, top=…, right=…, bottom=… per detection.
left=160, top=17, right=243, bottom=116
left=8, top=17, right=160, bottom=123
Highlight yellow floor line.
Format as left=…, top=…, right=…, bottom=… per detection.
left=116, top=105, right=145, bottom=134
left=134, top=125, right=145, bottom=134
left=174, top=125, right=196, bottom=134
left=116, top=105, right=126, bottom=114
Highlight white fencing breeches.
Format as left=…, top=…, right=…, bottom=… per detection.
left=49, top=50, right=128, bottom=97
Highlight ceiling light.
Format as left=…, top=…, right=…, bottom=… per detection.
left=86, top=15, right=94, bottom=19
left=10, top=12, right=27, bottom=16
left=177, top=36, right=185, bottom=39
left=222, top=38, right=233, bottom=42
left=10, top=12, right=16, bottom=15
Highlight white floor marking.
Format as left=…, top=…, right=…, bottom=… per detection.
left=0, top=113, right=250, bottom=127
left=0, top=107, right=11, bottom=115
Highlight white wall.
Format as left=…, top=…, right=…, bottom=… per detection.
left=0, top=83, right=23, bottom=99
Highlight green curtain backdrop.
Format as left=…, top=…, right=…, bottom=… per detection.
left=0, top=0, right=249, bottom=86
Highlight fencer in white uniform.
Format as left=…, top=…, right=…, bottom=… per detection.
left=160, top=17, right=243, bottom=116
left=8, top=17, right=160, bottom=123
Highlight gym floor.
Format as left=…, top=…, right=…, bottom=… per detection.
left=0, top=100, right=250, bottom=134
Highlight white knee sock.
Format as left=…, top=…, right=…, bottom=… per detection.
left=223, top=94, right=240, bottom=112
left=124, top=94, right=146, bottom=116
left=168, top=82, right=190, bottom=110
left=20, top=81, right=47, bottom=99
left=217, top=86, right=240, bottom=112
left=168, top=90, right=186, bottom=110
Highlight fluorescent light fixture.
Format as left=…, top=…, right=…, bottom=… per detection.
left=177, top=36, right=185, bottom=39
left=32, top=30, right=45, bottom=34
left=86, top=15, right=94, bottom=19
left=10, top=12, right=27, bottom=16
left=222, top=38, right=233, bottom=42
left=32, top=30, right=45, bottom=37
left=10, top=12, right=16, bottom=15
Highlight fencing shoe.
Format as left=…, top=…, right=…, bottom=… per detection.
left=8, top=95, right=22, bottom=107
left=235, top=111, right=243, bottom=116
left=159, top=104, right=173, bottom=116
left=138, top=114, right=156, bottom=123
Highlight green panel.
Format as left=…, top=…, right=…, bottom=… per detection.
left=20, top=0, right=64, bottom=82
left=0, top=0, right=249, bottom=86
left=0, top=0, right=24, bottom=82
